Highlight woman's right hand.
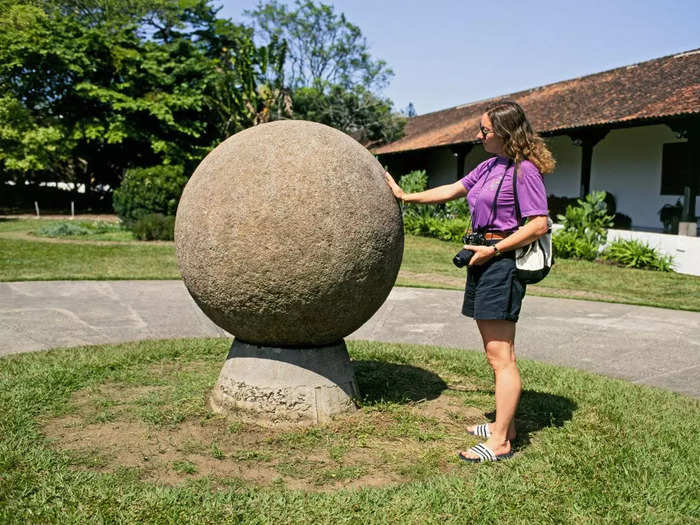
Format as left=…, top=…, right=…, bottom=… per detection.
left=384, top=171, right=405, bottom=201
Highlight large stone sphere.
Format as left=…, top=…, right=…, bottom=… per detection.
left=175, top=120, right=403, bottom=346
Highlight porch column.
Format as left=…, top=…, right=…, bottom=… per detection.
left=681, top=124, right=699, bottom=235
left=449, top=143, right=473, bottom=181
left=569, top=129, right=609, bottom=198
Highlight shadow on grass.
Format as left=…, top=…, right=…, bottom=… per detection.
left=484, top=389, right=578, bottom=450
left=353, top=360, right=447, bottom=404
left=353, top=360, right=576, bottom=450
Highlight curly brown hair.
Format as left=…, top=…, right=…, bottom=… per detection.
left=485, top=101, right=556, bottom=175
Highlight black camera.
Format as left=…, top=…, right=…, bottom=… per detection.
left=453, top=232, right=486, bottom=268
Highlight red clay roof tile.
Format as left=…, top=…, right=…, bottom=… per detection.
left=374, top=49, right=700, bottom=155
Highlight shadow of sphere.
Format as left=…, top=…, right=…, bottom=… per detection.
left=353, top=360, right=447, bottom=404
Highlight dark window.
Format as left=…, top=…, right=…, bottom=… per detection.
left=661, top=142, right=696, bottom=195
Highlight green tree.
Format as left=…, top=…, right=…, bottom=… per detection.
left=245, top=0, right=393, bottom=93
left=0, top=0, right=289, bottom=194
left=245, top=0, right=404, bottom=147
left=292, top=84, right=404, bottom=147
left=0, top=4, right=208, bottom=190
left=204, top=21, right=291, bottom=138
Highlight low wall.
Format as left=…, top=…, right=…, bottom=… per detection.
left=605, top=229, right=700, bottom=276
left=551, top=224, right=700, bottom=276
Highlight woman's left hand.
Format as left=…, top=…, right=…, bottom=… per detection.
left=464, top=245, right=495, bottom=266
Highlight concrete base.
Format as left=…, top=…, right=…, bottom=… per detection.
left=678, top=221, right=697, bottom=237
left=209, top=339, right=358, bottom=426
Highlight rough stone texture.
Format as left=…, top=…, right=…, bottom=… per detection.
left=175, top=120, right=403, bottom=346
left=209, top=340, right=358, bottom=425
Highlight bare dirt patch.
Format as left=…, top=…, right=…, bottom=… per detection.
left=42, top=371, right=488, bottom=492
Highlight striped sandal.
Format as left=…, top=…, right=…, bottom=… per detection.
left=468, top=423, right=491, bottom=438
left=458, top=443, right=514, bottom=463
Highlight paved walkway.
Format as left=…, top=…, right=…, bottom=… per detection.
left=1, top=281, right=699, bottom=397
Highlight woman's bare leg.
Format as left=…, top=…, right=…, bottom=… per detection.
left=461, top=319, right=520, bottom=458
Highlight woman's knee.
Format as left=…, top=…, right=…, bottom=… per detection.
left=484, top=341, right=516, bottom=370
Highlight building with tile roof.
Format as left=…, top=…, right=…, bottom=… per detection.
left=374, top=49, right=700, bottom=233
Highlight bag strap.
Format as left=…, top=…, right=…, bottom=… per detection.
left=512, top=163, right=525, bottom=227
left=475, top=159, right=512, bottom=233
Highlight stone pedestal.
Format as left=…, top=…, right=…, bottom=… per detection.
left=210, top=339, right=358, bottom=426
left=678, top=221, right=697, bottom=237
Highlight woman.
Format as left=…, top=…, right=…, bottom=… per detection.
left=384, top=101, right=555, bottom=462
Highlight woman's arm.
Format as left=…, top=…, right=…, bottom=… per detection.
left=466, top=215, right=549, bottom=266
left=384, top=172, right=467, bottom=204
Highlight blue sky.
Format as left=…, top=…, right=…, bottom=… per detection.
left=218, top=0, right=700, bottom=115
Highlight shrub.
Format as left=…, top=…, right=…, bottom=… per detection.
left=396, top=170, right=470, bottom=242
left=553, top=191, right=613, bottom=262
left=658, top=200, right=682, bottom=234
left=38, top=222, right=92, bottom=237
left=444, top=197, right=470, bottom=222
left=552, top=230, right=600, bottom=261
left=398, top=170, right=432, bottom=219
left=38, top=220, right=123, bottom=237
left=397, top=170, right=428, bottom=195
left=112, top=165, right=187, bottom=224
left=556, top=191, right=614, bottom=246
left=552, top=191, right=615, bottom=261
left=549, top=192, right=620, bottom=222
left=403, top=215, right=469, bottom=242
left=130, top=214, right=175, bottom=241
left=86, top=221, right=125, bottom=234
left=602, top=239, right=674, bottom=272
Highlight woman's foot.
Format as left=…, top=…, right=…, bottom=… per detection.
left=466, top=423, right=516, bottom=441
left=458, top=438, right=512, bottom=462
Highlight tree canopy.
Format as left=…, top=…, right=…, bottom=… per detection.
left=246, top=0, right=404, bottom=147
left=0, top=0, right=288, bottom=192
left=0, top=0, right=403, bottom=201
left=245, top=0, right=393, bottom=93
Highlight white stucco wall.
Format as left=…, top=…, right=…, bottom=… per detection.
left=545, top=125, right=696, bottom=231
left=594, top=126, right=696, bottom=230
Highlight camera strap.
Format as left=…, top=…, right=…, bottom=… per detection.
left=475, top=159, right=513, bottom=234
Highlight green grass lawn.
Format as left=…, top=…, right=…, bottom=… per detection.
left=1, top=338, right=698, bottom=523
left=397, top=236, right=700, bottom=312
left=2, top=218, right=700, bottom=311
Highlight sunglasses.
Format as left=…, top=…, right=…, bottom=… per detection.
left=479, top=125, right=495, bottom=137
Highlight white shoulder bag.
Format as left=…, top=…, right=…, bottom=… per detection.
left=513, top=165, right=553, bottom=284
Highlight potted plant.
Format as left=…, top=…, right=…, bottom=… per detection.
left=658, top=200, right=683, bottom=234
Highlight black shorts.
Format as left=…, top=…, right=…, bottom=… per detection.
left=462, top=251, right=526, bottom=323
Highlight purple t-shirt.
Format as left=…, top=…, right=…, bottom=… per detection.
left=460, top=156, right=548, bottom=232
